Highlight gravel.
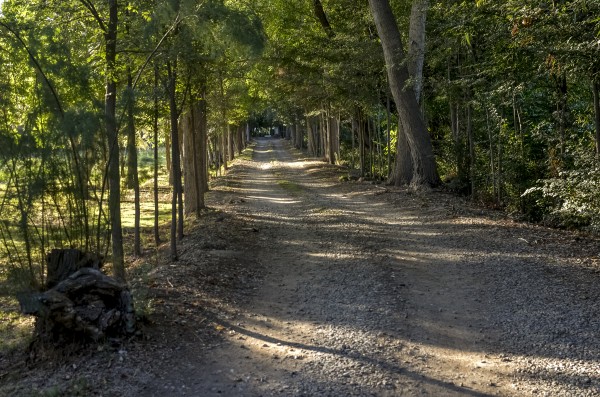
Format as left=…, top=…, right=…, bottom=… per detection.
left=4, top=137, right=598, bottom=396
left=161, top=138, right=598, bottom=396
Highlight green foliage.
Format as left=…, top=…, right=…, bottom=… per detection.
left=523, top=151, right=600, bottom=229
left=424, top=0, right=600, bottom=224
left=0, top=0, right=599, bottom=297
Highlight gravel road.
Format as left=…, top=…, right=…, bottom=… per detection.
left=144, top=137, right=600, bottom=396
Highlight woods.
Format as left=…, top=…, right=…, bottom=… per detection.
left=0, top=0, right=599, bottom=341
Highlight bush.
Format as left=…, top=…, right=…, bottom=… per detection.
left=522, top=162, right=600, bottom=230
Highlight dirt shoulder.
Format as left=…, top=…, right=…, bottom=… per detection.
left=2, top=138, right=599, bottom=396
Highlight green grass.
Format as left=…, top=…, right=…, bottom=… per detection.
left=277, top=179, right=303, bottom=194
left=0, top=297, right=34, bottom=352
left=0, top=147, right=175, bottom=355
left=121, top=200, right=171, bottom=229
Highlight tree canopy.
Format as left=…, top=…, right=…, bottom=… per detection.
left=1, top=0, right=599, bottom=285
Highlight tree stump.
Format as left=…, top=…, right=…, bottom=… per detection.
left=18, top=249, right=136, bottom=343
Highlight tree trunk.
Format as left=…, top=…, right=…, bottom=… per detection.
left=182, top=110, right=196, bottom=216
left=284, top=125, right=291, bottom=140
left=497, top=113, right=503, bottom=204
left=126, top=69, right=141, bottom=257
left=105, top=0, right=125, bottom=280
left=307, top=116, right=316, bottom=156
left=593, top=80, right=600, bottom=160
left=221, top=130, right=228, bottom=171
left=467, top=102, right=475, bottom=198
left=227, top=124, right=235, bottom=162
left=182, top=97, right=207, bottom=217
left=153, top=65, right=161, bottom=246
left=485, top=106, right=497, bottom=200
left=296, top=122, right=304, bottom=150
left=167, top=61, right=182, bottom=260
left=329, top=114, right=340, bottom=164
left=369, top=0, right=440, bottom=186
left=165, top=130, right=172, bottom=182
left=408, top=0, right=428, bottom=104
left=313, top=0, right=334, bottom=37
left=359, top=117, right=366, bottom=176
left=199, top=96, right=209, bottom=193
left=386, top=94, right=391, bottom=176
left=351, top=117, right=357, bottom=169
left=557, top=73, right=568, bottom=160
left=320, top=114, right=327, bottom=159
left=237, top=125, right=244, bottom=154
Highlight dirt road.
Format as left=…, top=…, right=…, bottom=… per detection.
left=4, top=137, right=598, bottom=396
left=144, top=138, right=600, bottom=396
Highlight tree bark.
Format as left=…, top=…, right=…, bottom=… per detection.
left=153, top=65, right=161, bottom=246
left=182, top=109, right=196, bottom=216
left=593, top=80, right=600, bottom=160
left=390, top=120, right=412, bottom=185
left=182, top=97, right=207, bottom=217
left=556, top=73, right=568, bottom=160
left=226, top=125, right=233, bottom=162
left=307, top=116, right=316, bottom=156
left=369, top=0, right=440, bottom=186
left=221, top=129, right=228, bottom=171
left=467, top=101, right=475, bottom=197
left=313, top=0, right=334, bottom=37
left=408, top=0, right=428, bottom=104
left=328, top=113, right=340, bottom=164
left=386, top=94, right=391, bottom=175
left=199, top=95, right=209, bottom=193
left=105, top=0, right=125, bottom=280
left=126, top=69, right=141, bottom=256
left=359, top=116, right=366, bottom=176
left=167, top=61, right=182, bottom=260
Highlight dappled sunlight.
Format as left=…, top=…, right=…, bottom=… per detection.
left=222, top=188, right=271, bottom=194
left=273, top=160, right=311, bottom=169
left=244, top=195, right=302, bottom=205
left=306, top=252, right=367, bottom=261
left=0, top=308, right=34, bottom=351
left=214, top=307, right=515, bottom=397
left=189, top=138, right=600, bottom=396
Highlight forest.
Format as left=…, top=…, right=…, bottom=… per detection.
left=0, top=0, right=599, bottom=324
left=1, top=0, right=600, bottom=395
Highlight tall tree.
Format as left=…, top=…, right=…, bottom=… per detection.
left=369, top=0, right=439, bottom=186
left=105, top=0, right=124, bottom=280
left=166, top=59, right=183, bottom=260
left=77, top=0, right=125, bottom=280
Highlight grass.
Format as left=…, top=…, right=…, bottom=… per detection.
left=277, top=179, right=303, bottom=194
left=0, top=147, right=175, bottom=356
left=0, top=296, right=34, bottom=352
left=0, top=142, right=256, bottom=356
left=121, top=200, right=171, bottom=229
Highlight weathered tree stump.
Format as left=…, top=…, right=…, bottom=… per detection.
left=18, top=249, right=136, bottom=343
left=45, top=249, right=104, bottom=289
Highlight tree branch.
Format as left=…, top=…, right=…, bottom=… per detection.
left=0, top=21, right=64, bottom=117
left=313, top=0, right=334, bottom=38
left=79, top=0, right=107, bottom=33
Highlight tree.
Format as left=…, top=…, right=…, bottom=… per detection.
left=368, top=0, right=439, bottom=186
left=95, top=0, right=125, bottom=280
